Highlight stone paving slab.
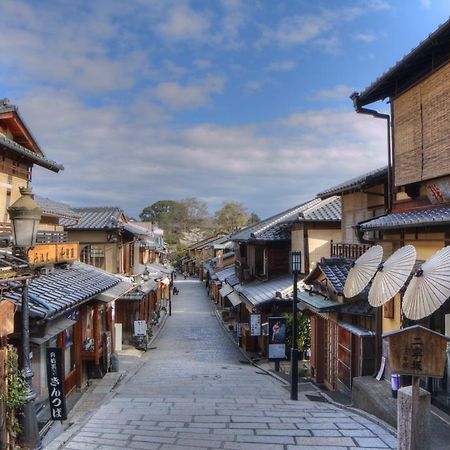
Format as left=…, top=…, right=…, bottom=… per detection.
left=49, top=280, right=396, bottom=450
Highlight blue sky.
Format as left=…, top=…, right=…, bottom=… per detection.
left=1, top=0, right=448, bottom=218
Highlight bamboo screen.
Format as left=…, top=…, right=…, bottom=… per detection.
left=393, top=62, right=450, bottom=186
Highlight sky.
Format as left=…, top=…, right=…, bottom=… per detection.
left=1, top=0, right=448, bottom=219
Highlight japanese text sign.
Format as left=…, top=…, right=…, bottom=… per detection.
left=46, top=347, right=67, bottom=421
left=250, top=314, right=261, bottom=336
left=383, top=325, right=450, bottom=378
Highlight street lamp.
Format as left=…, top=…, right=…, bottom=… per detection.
left=290, top=251, right=301, bottom=401
left=8, top=187, right=41, bottom=449
left=142, top=266, right=150, bottom=282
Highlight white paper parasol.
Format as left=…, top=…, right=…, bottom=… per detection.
left=403, top=246, right=450, bottom=320
left=368, top=245, right=416, bottom=307
left=344, top=245, right=383, bottom=298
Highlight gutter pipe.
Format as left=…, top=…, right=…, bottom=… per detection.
left=350, top=92, right=393, bottom=243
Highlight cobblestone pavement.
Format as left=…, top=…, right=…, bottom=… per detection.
left=55, top=279, right=397, bottom=450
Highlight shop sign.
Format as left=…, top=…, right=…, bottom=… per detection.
left=134, top=320, right=147, bottom=336
left=103, top=332, right=112, bottom=372
left=250, top=314, right=261, bottom=336
left=268, top=317, right=287, bottom=360
left=426, top=176, right=450, bottom=204
left=46, top=347, right=67, bottom=421
left=29, top=243, right=78, bottom=266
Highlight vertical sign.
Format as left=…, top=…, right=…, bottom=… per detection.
left=250, top=314, right=261, bottom=336
left=46, top=347, right=67, bottom=421
left=103, top=332, right=112, bottom=372
left=134, top=320, right=147, bottom=336
left=268, top=317, right=287, bottom=360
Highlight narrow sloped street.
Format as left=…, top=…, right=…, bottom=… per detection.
left=55, top=280, right=396, bottom=450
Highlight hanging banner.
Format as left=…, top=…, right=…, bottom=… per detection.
left=250, top=314, right=261, bottom=336
left=268, top=317, right=287, bottom=360
left=46, top=347, right=67, bottom=421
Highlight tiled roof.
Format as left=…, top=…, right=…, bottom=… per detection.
left=297, top=288, right=374, bottom=317
left=4, top=261, right=120, bottom=319
left=304, top=257, right=352, bottom=296
left=297, top=196, right=341, bottom=222
left=61, top=206, right=123, bottom=229
left=122, top=222, right=149, bottom=236
left=215, top=266, right=235, bottom=282
left=232, top=197, right=341, bottom=243
left=358, top=206, right=450, bottom=230
left=35, top=195, right=80, bottom=221
left=317, top=167, right=387, bottom=198
left=236, top=275, right=293, bottom=307
left=0, top=133, right=63, bottom=172
left=225, top=272, right=239, bottom=286
left=231, top=199, right=321, bottom=242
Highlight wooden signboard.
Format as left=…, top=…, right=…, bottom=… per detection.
left=383, top=325, right=450, bottom=378
left=0, top=300, right=15, bottom=337
left=29, top=243, right=78, bottom=266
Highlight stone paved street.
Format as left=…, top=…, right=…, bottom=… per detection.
left=54, top=279, right=397, bottom=450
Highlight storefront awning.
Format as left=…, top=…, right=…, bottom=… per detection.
left=227, top=291, right=242, bottom=307
left=96, top=281, right=135, bottom=303
left=30, top=318, right=77, bottom=345
left=219, top=284, right=233, bottom=297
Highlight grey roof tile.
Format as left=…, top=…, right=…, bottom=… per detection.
left=0, top=133, right=63, bottom=172
left=358, top=206, right=450, bottom=230
left=61, top=206, right=123, bottom=229
left=232, top=197, right=341, bottom=243
left=35, top=195, right=80, bottom=221
left=236, top=275, right=293, bottom=307
left=4, top=261, right=120, bottom=318
left=317, top=167, right=387, bottom=198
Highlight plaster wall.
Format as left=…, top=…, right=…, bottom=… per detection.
left=308, top=229, right=341, bottom=270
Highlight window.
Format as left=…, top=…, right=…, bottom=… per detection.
left=80, top=244, right=105, bottom=269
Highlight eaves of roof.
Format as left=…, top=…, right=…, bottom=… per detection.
left=357, top=206, right=450, bottom=231
left=61, top=206, right=123, bottom=229
left=317, top=167, right=387, bottom=198
left=354, top=18, right=450, bottom=106
left=0, top=133, right=63, bottom=172
left=4, top=261, right=120, bottom=319
left=35, top=195, right=80, bottom=221
left=231, top=198, right=321, bottom=242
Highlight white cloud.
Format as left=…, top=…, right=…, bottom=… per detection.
left=20, top=87, right=387, bottom=217
left=244, top=80, right=266, bottom=92
left=153, top=2, right=211, bottom=42
left=259, top=1, right=389, bottom=50
left=315, top=85, right=354, bottom=100
left=194, top=59, right=212, bottom=70
left=153, top=76, right=225, bottom=110
left=265, top=60, right=297, bottom=72
left=352, top=32, right=376, bottom=43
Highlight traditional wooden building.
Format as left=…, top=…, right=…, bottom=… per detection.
left=223, top=196, right=341, bottom=353
left=351, top=18, right=450, bottom=413
left=298, top=168, right=388, bottom=394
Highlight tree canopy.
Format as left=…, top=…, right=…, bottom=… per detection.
left=139, top=198, right=257, bottom=255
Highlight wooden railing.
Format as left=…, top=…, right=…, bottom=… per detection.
left=36, top=230, right=68, bottom=244
left=330, top=241, right=371, bottom=260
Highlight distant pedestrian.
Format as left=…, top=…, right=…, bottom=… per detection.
left=173, top=286, right=179, bottom=295
left=183, top=272, right=187, bottom=280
